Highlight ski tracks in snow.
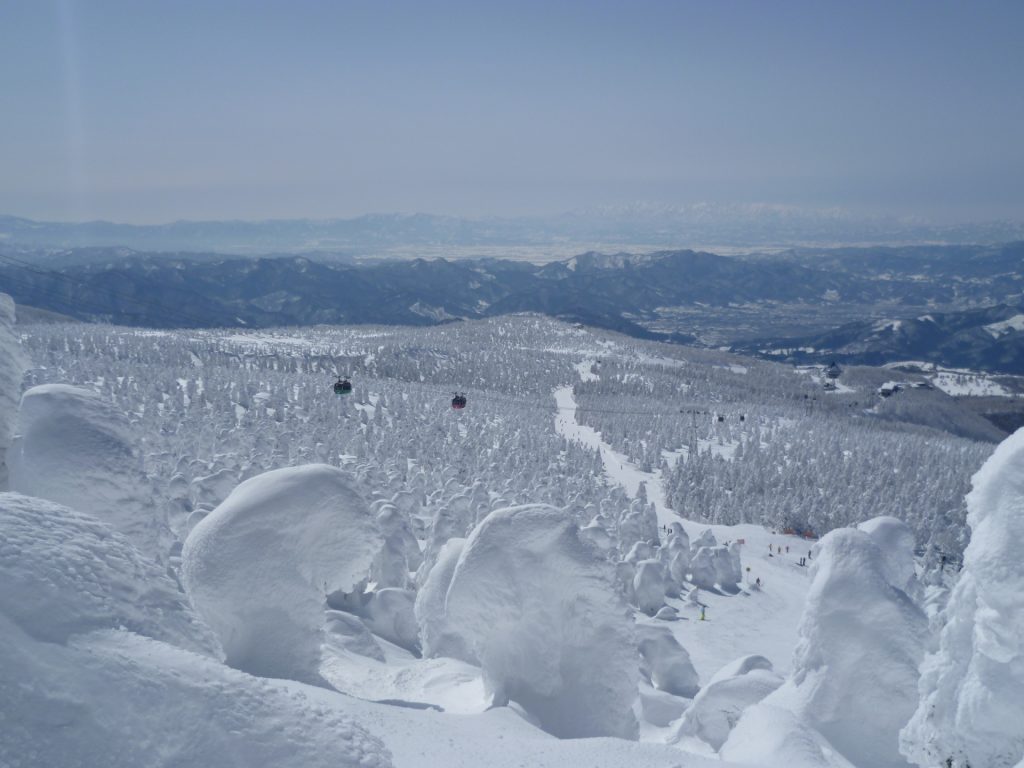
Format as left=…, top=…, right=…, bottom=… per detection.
left=553, top=366, right=680, bottom=527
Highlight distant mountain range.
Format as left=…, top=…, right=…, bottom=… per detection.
left=734, top=304, right=1024, bottom=374
left=3, top=207, right=1024, bottom=255
left=1, top=241, right=1022, bottom=373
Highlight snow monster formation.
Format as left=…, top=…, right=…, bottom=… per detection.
left=0, top=294, right=24, bottom=490
left=765, top=522, right=927, bottom=768
left=434, top=504, right=639, bottom=739
left=901, top=427, right=1024, bottom=768
left=182, top=464, right=382, bottom=686
left=0, top=492, right=218, bottom=656
left=0, top=493, right=391, bottom=768
left=9, top=384, right=166, bottom=559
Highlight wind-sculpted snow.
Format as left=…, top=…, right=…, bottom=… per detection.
left=416, top=537, right=474, bottom=662
left=672, top=655, right=782, bottom=751
left=0, top=492, right=219, bottom=655
left=857, top=516, right=918, bottom=597
left=720, top=703, right=857, bottom=768
left=636, top=622, right=699, bottom=697
left=633, top=559, right=668, bottom=614
left=767, top=528, right=927, bottom=768
left=901, top=428, right=1024, bottom=768
left=0, top=293, right=24, bottom=489
left=9, top=383, right=168, bottom=559
left=371, top=502, right=422, bottom=588
left=0, top=617, right=393, bottom=768
left=181, top=464, right=382, bottom=685
left=439, top=504, right=639, bottom=739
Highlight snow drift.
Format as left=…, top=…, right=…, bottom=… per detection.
left=9, top=383, right=166, bottom=558
left=901, top=428, right=1024, bottom=768
left=673, top=655, right=783, bottom=751
left=0, top=492, right=218, bottom=655
left=0, top=613, right=392, bottom=768
left=767, top=525, right=927, bottom=768
left=438, top=504, right=639, bottom=739
left=181, top=464, right=382, bottom=685
left=721, top=703, right=856, bottom=768
left=636, top=622, right=699, bottom=698
left=415, top=537, right=475, bottom=662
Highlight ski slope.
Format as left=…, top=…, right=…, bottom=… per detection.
left=555, top=362, right=810, bottom=687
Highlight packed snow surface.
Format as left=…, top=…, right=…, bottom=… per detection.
left=182, top=464, right=382, bottom=685
left=901, top=427, right=1024, bottom=768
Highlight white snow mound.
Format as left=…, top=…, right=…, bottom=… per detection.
left=0, top=293, right=24, bottom=489
left=857, top=516, right=918, bottom=595
left=721, top=703, right=856, bottom=768
left=636, top=622, right=700, bottom=698
left=441, top=504, right=639, bottom=739
left=181, top=464, right=381, bottom=685
left=9, top=383, right=167, bottom=558
left=0, top=492, right=219, bottom=656
left=901, top=427, right=1024, bottom=768
left=767, top=527, right=926, bottom=768
left=0, top=617, right=392, bottom=768
left=672, top=655, right=783, bottom=750
left=416, top=537, right=475, bottom=662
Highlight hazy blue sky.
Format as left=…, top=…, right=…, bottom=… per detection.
left=1, top=0, right=1022, bottom=223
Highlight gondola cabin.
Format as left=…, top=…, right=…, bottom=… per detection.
left=333, top=378, right=352, bottom=396
left=451, top=393, right=467, bottom=410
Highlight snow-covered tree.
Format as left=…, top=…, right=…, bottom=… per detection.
left=439, top=504, right=639, bottom=739
left=901, top=428, right=1024, bottom=768
left=766, top=526, right=927, bottom=768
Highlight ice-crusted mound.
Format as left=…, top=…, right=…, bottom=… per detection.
left=901, top=428, right=1024, bottom=768
left=416, top=537, right=475, bottom=662
left=672, top=655, right=782, bottom=751
left=617, top=495, right=658, bottom=550
left=691, top=528, right=717, bottom=551
left=857, top=516, right=918, bottom=596
left=0, top=616, right=392, bottom=768
left=721, top=703, right=856, bottom=768
left=767, top=527, right=926, bottom=768
left=0, top=293, right=24, bottom=489
left=0, top=492, right=218, bottom=656
left=181, top=464, right=382, bottom=685
left=636, top=622, right=699, bottom=697
left=371, top=503, right=422, bottom=588
left=634, top=559, right=667, bottom=614
left=689, top=544, right=740, bottom=590
left=689, top=546, right=717, bottom=589
left=362, top=588, right=420, bottom=654
left=9, top=383, right=167, bottom=558
left=714, top=543, right=743, bottom=591
left=417, top=495, right=474, bottom=583
left=441, top=504, right=639, bottom=739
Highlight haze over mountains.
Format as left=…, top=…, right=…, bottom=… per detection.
left=3, top=207, right=1023, bottom=256
left=2, top=231, right=1022, bottom=374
